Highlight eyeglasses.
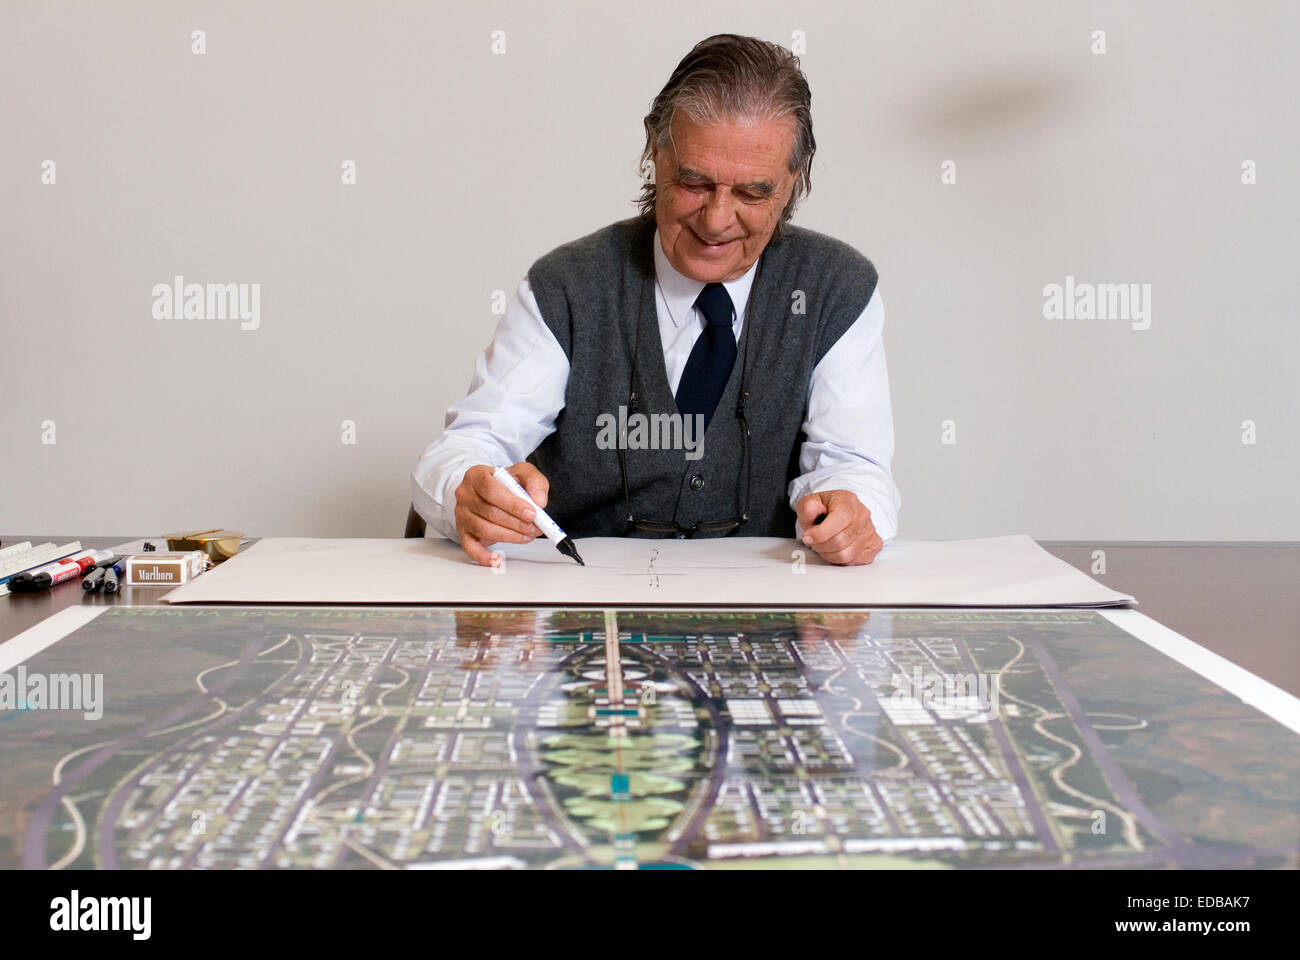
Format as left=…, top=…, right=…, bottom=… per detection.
left=617, top=391, right=752, bottom=535
left=618, top=278, right=753, bottom=537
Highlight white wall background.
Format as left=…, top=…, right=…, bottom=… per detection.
left=2, top=0, right=1296, bottom=540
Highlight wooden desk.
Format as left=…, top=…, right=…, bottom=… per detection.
left=2, top=535, right=1296, bottom=697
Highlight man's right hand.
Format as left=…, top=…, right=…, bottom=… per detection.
left=454, top=462, right=551, bottom=566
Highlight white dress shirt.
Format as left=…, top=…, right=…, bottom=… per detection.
left=412, top=228, right=901, bottom=544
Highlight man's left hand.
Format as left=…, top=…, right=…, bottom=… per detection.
left=795, top=490, right=883, bottom=566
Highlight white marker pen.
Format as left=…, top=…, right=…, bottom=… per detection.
left=492, top=466, right=585, bottom=566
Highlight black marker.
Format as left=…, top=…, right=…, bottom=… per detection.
left=81, top=555, right=121, bottom=592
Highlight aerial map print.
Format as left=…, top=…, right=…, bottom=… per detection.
left=0, top=606, right=1295, bottom=870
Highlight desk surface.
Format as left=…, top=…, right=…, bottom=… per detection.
left=2, top=536, right=1296, bottom=697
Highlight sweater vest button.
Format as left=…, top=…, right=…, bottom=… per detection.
left=688, top=473, right=705, bottom=491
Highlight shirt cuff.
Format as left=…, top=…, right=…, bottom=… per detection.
left=789, top=470, right=901, bottom=545
left=411, top=454, right=479, bottom=541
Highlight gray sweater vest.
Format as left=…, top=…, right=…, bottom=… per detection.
left=527, top=215, right=877, bottom=539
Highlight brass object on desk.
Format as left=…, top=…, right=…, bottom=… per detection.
left=163, top=529, right=244, bottom=565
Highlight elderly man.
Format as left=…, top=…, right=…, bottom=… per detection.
left=412, top=33, right=900, bottom=567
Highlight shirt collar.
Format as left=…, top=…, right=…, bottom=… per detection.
left=653, top=227, right=760, bottom=328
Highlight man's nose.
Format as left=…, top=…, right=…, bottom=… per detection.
left=699, top=188, right=736, bottom=235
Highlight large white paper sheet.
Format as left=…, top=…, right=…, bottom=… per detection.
left=159, top=534, right=1133, bottom=607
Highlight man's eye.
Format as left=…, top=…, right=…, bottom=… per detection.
left=679, top=180, right=709, bottom=192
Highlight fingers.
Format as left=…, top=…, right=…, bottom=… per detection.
left=454, top=464, right=547, bottom=564
left=798, top=490, right=881, bottom=565
left=817, top=528, right=883, bottom=566
left=795, top=493, right=827, bottom=529
left=801, top=503, right=853, bottom=550
left=465, top=488, right=539, bottom=539
left=469, top=469, right=539, bottom=526
left=509, top=462, right=549, bottom=510
left=455, top=502, right=537, bottom=544
left=458, top=531, right=501, bottom=568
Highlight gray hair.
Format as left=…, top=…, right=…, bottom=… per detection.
left=637, top=34, right=815, bottom=236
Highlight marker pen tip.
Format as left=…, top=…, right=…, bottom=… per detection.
left=557, top=537, right=585, bottom=567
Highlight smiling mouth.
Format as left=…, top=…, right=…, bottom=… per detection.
left=693, top=229, right=734, bottom=248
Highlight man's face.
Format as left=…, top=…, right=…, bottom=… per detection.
left=652, top=111, right=798, bottom=283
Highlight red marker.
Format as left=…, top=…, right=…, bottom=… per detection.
left=7, top=549, right=113, bottom=592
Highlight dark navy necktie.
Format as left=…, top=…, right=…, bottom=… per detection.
left=675, top=282, right=737, bottom=430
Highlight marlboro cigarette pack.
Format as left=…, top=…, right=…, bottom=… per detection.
left=125, top=551, right=205, bottom=586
